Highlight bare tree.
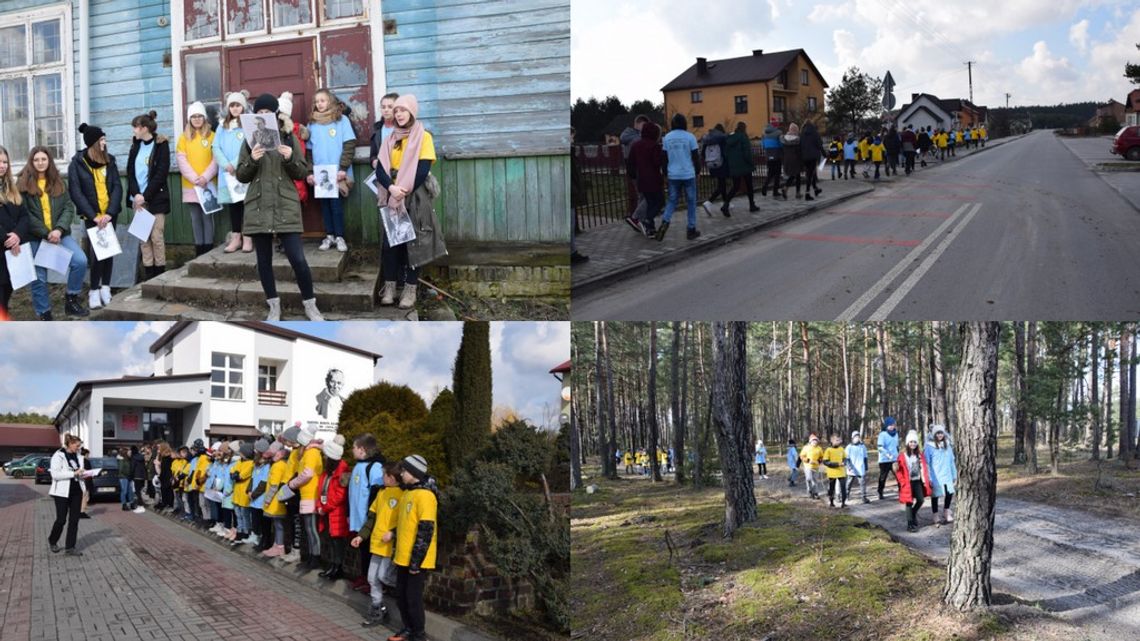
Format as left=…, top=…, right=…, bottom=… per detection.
left=1091, top=326, right=1101, bottom=460
left=943, top=322, right=1000, bottom=611
left=930, top=321, right=949, bottom=428
left=647, top=322, right=662, bottom=482
left=1026, top=322, right=1039, bottom=474
left=711, top=322, right=758, bottom=538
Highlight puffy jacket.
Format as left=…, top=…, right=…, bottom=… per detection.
left=780, top=134, right=802, bottom=177
left=127, top=136, right=172, bottom=214
left=235, top=127, right=310, bottom=235
left=843, top=140, right=857, bottom=160
left=0, top=201, right=30, bottom=292
left=924, top=441, right=958, bottom=496
left=799, top=123, right=825, bottom=162
left=901, top=129, right=918, bottom=152
left=754, top=444, right=767, bottom=464
left=883, top=130, right=901, bottom=154
left=877, top=429, right=899, bottom=463
left=894, top=451, right=932, bottom=503
left=369, top=119, right=395, bottom=167
left=317, top=459, right=351, bottom=538
left=725, top=131, right=754, bottom=177
left=761, top=124, right=783, bottom=160
left=67, top=149, right=123, bottom=224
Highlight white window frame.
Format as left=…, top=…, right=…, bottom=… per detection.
left=210, top=351, right=246, bottom=402
left=181, top=0, right=224, bottom=46
left=258, top=363, right=278, bottom=391
left=0, top=3, right=73, bottom=173
left=223, top=0, right=270, bottom=39
left=320, top=0, right=369, bottom=28
left=171, top=0, right=385, bottom=136
left=269, top=0, right=317, bottom=33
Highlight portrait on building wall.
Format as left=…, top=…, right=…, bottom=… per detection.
left=315, top=368, right=346, bottom=421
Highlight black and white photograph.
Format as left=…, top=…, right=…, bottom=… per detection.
left=239, top=113, right=281, bottom=151
left=380, top=206, right=416, bottom=247
left=194, top=182, right=223, bottom=215
left=313, top=165, right=339, bottom=199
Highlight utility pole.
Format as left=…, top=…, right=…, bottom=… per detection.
left=1005, top=93, right=1011, bottom=109
left=964, top=61, right=976, bottom=104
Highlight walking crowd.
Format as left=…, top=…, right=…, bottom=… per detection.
left=45, top=426, right=442, bottom=641
left=0, top=88, right=446, bottom=320
left=610, top=114, right=987, bottom=242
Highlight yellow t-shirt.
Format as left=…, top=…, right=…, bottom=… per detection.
left=822, top=446, right=847, bottom=479
left=83, top=159, right=110, bottom=216
left=622, top=453, right=632, bottom=466
left=937, top=133, right=948, bottom=148
left=979, top=127, right=986, bottom=138
left=800, top=443, right=823, bottom=470
left=285, top=447, right=301, bottom=481
left=297, top=447, right=324, bottom=501
left=390, top=131, right=436, bottom=171
left=191, top=454, right=210, bottom=491
left=264, top=460, right=289, bottom=517
left=869, top=144, right=885, bottom=162
left=171, top=459, right=186, bottom=488
left=177, top=131, right=216, bottom=189
left=393, top=487, right=438, bottom=569
left=37, top=178, right=51, bottom=228
left=232, top=459, right=255, bottom=507
left=857, top=140, right=869, bottom=160
left=368, top=486, right=404, bottom=558
left=955, top=131, right=964, bottom=144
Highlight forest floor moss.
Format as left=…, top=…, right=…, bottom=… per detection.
left=572, top=463, right=1102, bottom=641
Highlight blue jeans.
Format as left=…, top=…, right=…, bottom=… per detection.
left=29, top=236, right=88, bottom=315
left=120, top=478, right=134, bottom=505
left=662, top=178, right=697, bottom=229
left=320, top=197, right=346, bottom=237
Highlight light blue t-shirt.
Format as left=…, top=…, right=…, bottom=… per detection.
left=381, top=124, right=395, bottom=146
left=662, top=129, right=698, bottom=180
left=134, top=139, right=153, bottom=194
left=845, top=443, right=868, bottom=476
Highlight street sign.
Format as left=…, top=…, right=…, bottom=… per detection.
left=883, top=70, right=896, bottom=111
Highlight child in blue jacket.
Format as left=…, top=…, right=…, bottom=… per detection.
left=786, top=439, right=799, bottom=487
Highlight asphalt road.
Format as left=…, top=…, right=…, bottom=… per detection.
left=572, top=130, right=1140, bottom=320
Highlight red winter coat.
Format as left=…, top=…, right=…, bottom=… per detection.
left=317, top=459, right=350, bottom=538
left=291, top=122, right=309, bottom=204
left=894, top=451, right=932, bottom=504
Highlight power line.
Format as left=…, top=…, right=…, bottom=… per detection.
left=876, top=0, right=973, bottom=65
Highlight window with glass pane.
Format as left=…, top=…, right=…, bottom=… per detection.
left=228, top=0, right=266, bottom=34
left=32, top=20, right=60, bottom=64
left=0, top=78, right=29, bottom=155
left=184, top=0, right=220, bottom=40
left=273, top=0, right=312, bottom=28
left=324, top=0, right=363, bottom=20
left=185, top=52, right=222, bottom=128
left=210, top=351, right=244, bottom=400
left=259, top=365, right=278, bottom=391
left=0, top=25, right=26, bottom=68
left=33, top=74, right=64, bottom=159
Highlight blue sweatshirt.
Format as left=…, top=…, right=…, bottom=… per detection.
left=924, top=441, right=958, bottom=495
left=786, top=445, right=798, bottom=468
left=308, top=115, right=356, bottom=169
left=348, top=457, right=385, bottom=532
left=249, top=462, right=271, bottom=510
left=212, top=122, right=246, bottom=204
left=845, top=443, right=869, bottom=476
left=843, top=141, right=858, bottom=160
left=877, top=429, right=899, bottom=463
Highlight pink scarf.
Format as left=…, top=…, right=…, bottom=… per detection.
left=376, top=95, right=424, bottom=214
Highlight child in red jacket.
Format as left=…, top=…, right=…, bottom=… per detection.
left=317, top=435, right=351, bottom=580
left=893, top=430, right=932, bottom=532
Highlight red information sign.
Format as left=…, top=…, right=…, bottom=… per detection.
left=121, top=413, right=140, bottom=433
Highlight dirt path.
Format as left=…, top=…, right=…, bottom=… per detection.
left=745, top=470, right=1140, bottom=637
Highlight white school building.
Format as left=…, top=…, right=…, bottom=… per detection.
left=54, top=322, right=380, bottom=457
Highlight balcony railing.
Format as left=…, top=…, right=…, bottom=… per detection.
left=258, top=389, right=287, bottom=406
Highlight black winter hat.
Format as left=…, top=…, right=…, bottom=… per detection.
left=78, top=123, right=105, bottom=148
left=253, top=93, right=279, bottom=114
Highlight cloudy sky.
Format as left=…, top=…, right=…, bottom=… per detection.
left=572, top=0, right=1140, bottom=108
left=0, top=321, right=570, bottom=429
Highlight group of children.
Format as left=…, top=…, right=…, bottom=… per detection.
left=822, top=124, right=989, bottom=182
left=620, top=447, right=671, bottom=475
left=779, top=418, right=958, bottom=532
left=147, top=426, right=438, bottom=641
left=0, top=88, right=441, bottom=320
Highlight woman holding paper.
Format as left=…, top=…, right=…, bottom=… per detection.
left=374, top=94, right=447, bottom=309
left=214, top=91, right=252, bottom=253
left=176, top=101, right=219, bottom=257
left=18, top=146, right=89, bottom=319
left=68, top=123, right=123, bottom=310
left=48, top=434, right=88, bottom=555
left=127, top=110, right=171, bottom=279
left=0, top=144, right=29, bottom=317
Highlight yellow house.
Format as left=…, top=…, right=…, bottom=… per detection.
left=661, top=49, right=829, bottom=139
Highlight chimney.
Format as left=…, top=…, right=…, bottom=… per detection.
left=752, top=49, right=763, bottom=56
left=696, top=57, right=708, bottom=75
left=912, top=93, right=919, bottom=102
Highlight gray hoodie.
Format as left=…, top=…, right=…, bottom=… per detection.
left=620, top=126, right=641, bottom=159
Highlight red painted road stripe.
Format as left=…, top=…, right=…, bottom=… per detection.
left=864, top=195, right=972, bottom=201
left=900, top=182, right=994, bottom=189
left=767, top=231, right=921, bottom=247
left=825, top=209, right=951, bottom=218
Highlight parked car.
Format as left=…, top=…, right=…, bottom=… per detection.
left=85, top=457, right=122, bottom=501
left=33, top=457, right=52, bottom=484
left=1110, top=125, right=1140, bottom=160
left=4, top=453, right=41, bottom=475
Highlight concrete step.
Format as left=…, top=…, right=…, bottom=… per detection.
left=95, top=280, right=417, bottom=320
left=140, top=267, right=375, bottom=312
left=187, top=242, right=348, bottom=282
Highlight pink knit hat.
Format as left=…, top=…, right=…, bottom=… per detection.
left=394, top=94, right=419, bottom=119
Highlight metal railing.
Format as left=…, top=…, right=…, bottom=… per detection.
left=573, top=143, right=776, bottom=230
left=258, top=389, right=287, bottom=406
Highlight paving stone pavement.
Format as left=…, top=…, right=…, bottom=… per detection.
left=0, top=479, right=405, bottom=641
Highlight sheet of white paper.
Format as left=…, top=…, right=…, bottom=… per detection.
left=379, top=206, right=416, bottom=247
left=223, top=172, right=247, bottom=203
left=86, top=224, right=123, bottom=261
left=128, top=208, right=156, bottom=241
left=364, top=170, right=379, bottom=195
left=4, top=243, right=35, bottom=289
left=33, top=240, right=72, bottom=274
left=818, top=156, right=828, bottom=172
left=85, top=468, right=103, bottom=478
left=195, top=183, right=223, bottom=215
left=313, top=164, right=339, bottom=199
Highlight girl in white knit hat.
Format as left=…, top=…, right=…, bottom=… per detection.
left=175, top=101, right=218, bottom=256
left=213, top=90, right=253, bottom=253
left=892, top=429, right=932, bottom=532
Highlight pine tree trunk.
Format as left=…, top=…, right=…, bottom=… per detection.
left=861, top=326, right=871, bottom=430
left=787, top=322, right=795, bottom=439
left=801, top=322, right=812, bottom=434
left=1106, top=342, right=1115, bottom=460
left=648, top=322, right=662, bottom=482
left=1051, top=378, right=1062, bottom=475
left=1129, top=325, right=1137, bottom=461
left=942, top=322, right=1000, bottom=611
left=878, top=322, right=889, bottom=420
left=602, top=322, right=619, bottom=479
left=1119, top=326, right=1132, bottom=463
left=1013, top=322, right=1027, bottom=465
left=1091, top=328, right=1101, bottom=460
left=711, top=322, right=758, bottom=538
left=594, top=323, right=613, bottom=477
left=842, top=324, right=851, bottom=434
left=931, top=321, right=949, bottom=428
left=1026, top=322, right=1039, bottom=474
left=672, top=322, right=686, bottom=484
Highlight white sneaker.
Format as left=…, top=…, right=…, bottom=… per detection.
left=247, top=534, right=260, bottom=547
left=281, top=550, right=301, bottom=563
left=318, top=235, right=334, bottom=251
left=302, top=297, right=324, bottom=321
left=701, top=201, right=714, bottom=216
left=100, top=285, right=112, bottom=305
left=265, top=297, right=281, bottom=321
left=335, top=236, right=348, bottom=252
left=132, top=506, right=145, bottom=514
left=88, top=290, right=103, bottom=310
left=210, top=523, right=224, bottom=535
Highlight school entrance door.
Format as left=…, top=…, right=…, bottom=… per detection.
left=227, top=39, right=324, bottom=236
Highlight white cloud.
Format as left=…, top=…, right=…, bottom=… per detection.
left=1016, top=41, right=1079, bottom=103
left=808, top=2, right=853, bottom=23
left=1069, top=19, right=1090, bottom=53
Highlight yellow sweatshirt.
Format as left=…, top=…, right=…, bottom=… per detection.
left=393, top=487, right=438, bottom=570
left=232, top=459, right=255, bottom=507
left=800, top=443, right=823, bottom=470
left=367, top=486, right=404, bottom=558
left=264, top=460, right=289, bottom=517
left=822, top=446, right=847, bottom=479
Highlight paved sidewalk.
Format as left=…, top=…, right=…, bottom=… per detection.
left=1056, top=134, right=1140, bottom=214
left=0, top=479, right=496, bottom=641
left=572, top=134, right=1023, bottom=297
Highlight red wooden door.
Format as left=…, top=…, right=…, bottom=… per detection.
left=226, top=38, right=323, bottom=235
